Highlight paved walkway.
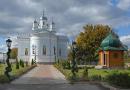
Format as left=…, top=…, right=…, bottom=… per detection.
left=9, top=64, right=108, bottom=90
left=11, top=65, right=68, bottom=84
left=0, top=83, right=109, bottom=90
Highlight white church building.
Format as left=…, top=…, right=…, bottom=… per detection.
left=11, top=11, right=69, bottom=63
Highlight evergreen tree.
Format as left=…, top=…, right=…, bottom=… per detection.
left=16, top=62, right=19, bottom=69
left=20, top=59, right=24, bottom=67
left=31, top=59, right=34, bottom=65
left=21, top=61, right=24, bottom=67
left=16, top=58, right=19, bottom=69
left=19, top=59, right=22, bottom=66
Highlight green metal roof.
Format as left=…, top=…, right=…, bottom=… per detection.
left=99, top=33, right=127, bottom=51
left=101, top=33, right=121, bottom=47
left=98, top=46, right=127, bottom=51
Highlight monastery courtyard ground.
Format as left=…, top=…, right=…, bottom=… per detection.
left=0, top=65, right=108, bottom=90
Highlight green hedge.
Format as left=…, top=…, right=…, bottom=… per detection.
left=105, top=72, right=130, bottom=88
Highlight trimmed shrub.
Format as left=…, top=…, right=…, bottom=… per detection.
left=19, top=59, right=22, bottom=66
left=62, top=60, right=71, bottom=69
left=57, top=59, right=60, bottom=64
left=82, top=67, right=89, bottom=80
left=33, top=59, right=36, bottom=64
left=31, top=59, right=36, bottom=65
left=16, top=61, right=19, bottom=69
left=67, top=73, right=79, bottom=81
left=55, top=60, right=71, bottom=69
left=105, top=72, right=130, bottom=88
left=21, top=61, right=24, bottom=67
left=25, top=61, right=28, bottom=66
left=31, top=59, right=34, bottom=65
left=16, top=57, right=19, bottom=69
left=20, top=59, right=24, bottom=67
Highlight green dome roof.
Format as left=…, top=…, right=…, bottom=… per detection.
left=101, top=33, right=121, bottom=47
left=99, top=33, right=127, bottom=51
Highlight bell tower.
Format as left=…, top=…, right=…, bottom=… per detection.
left=32, top=19, right=38, bottom=30
left=39, top=10, right=48, bottom=29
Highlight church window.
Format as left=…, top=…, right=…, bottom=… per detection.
left=53, top=46, right=56, bottom=55
left=25, top=48, right=28, bottom=56
left=59, top=48, right=61, bottom=56
left=43, top=22, right=45, bottom=25
left=43, top=45, right=46, bottom=55
left=32, top=45, right=35, bottom=54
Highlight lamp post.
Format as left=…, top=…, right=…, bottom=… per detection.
left=5, top=38, right=12, bottom=80
left=71, top=41, right=78, bottom=78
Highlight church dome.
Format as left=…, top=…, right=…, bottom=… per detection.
left=101, top=33, right=121, bottom=48
left=40, top=11, right=48, bottom=20
left=41, top=16, right=47, bottom=20
left=34, top=20, right=37, bottom=23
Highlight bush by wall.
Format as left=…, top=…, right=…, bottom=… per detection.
left=105, top=72, right=130, bottom=88
left=31, top=59, right=36, bottom=65
left=19, top=59, right=24, bottom=68
left=55, top=60, right=71, bottom=69
left=16, top=61, right=19, bottom=69
left=82, top=67, right=89, bottom=80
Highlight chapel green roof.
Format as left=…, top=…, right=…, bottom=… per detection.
left=99, top=33, right=127, bottom=51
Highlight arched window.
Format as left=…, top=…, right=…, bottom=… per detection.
left=43, top=45, right=46, bottom=55
left=43, top=22, right=45, bottom=25
left=25, top=48, right=28, bottom=56
left=53, top=46, right=56, bottom=55
left=59, top=48, right=61, bottom=56
left=32, top=45, right=35, bottom=54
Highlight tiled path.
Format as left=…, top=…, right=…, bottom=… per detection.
left=11, top=65, right=68, bottom=84
left=9, top=65, right=109, bottom=90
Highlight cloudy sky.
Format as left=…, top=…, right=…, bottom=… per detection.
left=0, top=0, right=130, bottom=51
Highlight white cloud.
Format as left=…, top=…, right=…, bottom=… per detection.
left=117, top=0, right=130, bottom=10
left=0, top=0, right=129, bottom=38
left=0, top=44, right=7, bottom=52
left=67, top=6, right=108, bottom=21
left=100, top=16, right=130, bottom=28
left=120, top=35, right=130, bottom=47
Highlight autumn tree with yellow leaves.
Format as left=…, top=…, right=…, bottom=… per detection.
left=74, top=24, right=111, bottom=64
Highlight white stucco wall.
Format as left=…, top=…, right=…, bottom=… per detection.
left=10, top=11, right=69, bottom=63
left=57, top=36, right=69, bottom=60
left=30, top=31, right=57, bottom=63
left=17, top=37, right=30, bottom=62
left=11, top=31, right=68, bottom=63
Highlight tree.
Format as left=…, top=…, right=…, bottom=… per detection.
left=31, top=59, right=36, bottom=65
left=10, top=48, right=18, bottom=59
left=16, top=57, right=19, bottom=69
left=76, top=24, right=112, bottom=64
left=20, top=59, right=24, bottom=67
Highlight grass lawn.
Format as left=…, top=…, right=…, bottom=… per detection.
left=54, top=64, right=130, bottom=80
left=88, top=69, right=130, bottom=77
left=125, top=58, right=130, bottom=63
left=0, top=63, right=36, bottom=83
